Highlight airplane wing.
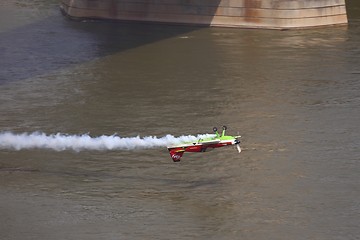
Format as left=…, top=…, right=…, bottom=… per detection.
left=199, top=140, right=220, bottom=145
left=167, top=139, right=220, bottom=151
left=167, top=142, right=195, bottom=149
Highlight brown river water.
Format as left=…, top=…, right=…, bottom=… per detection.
left=0, top=1, right=359, bottom=239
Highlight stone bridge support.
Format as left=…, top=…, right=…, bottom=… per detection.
left=60, top=0, right=347, bottom=29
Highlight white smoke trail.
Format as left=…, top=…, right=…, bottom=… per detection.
left=0, top=132, right=215, bottom=152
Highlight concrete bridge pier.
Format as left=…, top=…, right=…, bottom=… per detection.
left=60, top=0, right=348, bottom=29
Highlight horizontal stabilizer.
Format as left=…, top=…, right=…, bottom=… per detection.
left=174, top=149, right=185, bottom=153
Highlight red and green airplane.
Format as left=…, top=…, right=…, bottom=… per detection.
left=167, top=126, right=241, bottom=162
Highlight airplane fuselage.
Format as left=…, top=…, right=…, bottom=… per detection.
left=167, top=127, right=241, bottom=162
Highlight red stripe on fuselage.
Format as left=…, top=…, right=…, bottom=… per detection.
left=185, top=141, right=233, bottom=152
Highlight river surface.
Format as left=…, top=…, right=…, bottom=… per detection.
left=0, top=1, right=359, bottom=240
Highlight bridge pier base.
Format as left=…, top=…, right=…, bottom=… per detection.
left=60, top=0, right=348, bottom=29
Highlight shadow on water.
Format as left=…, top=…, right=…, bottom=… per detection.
left=0, top=13, right=203, bottom=84
left=347, top=0, right=360, bottom=20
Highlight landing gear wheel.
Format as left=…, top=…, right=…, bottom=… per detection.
left=222, top=125, right=227, bottom=130
left=213, top=127, right=218, bottom=133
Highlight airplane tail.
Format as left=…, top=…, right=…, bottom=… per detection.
left=169, top=149, right=185, bottom=162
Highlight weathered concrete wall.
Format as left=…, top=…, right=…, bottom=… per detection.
left=60, top=0, right=348, bottom=29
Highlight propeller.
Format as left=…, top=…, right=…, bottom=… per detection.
left=236, top=144, right=241, bottom=153
left=235, top=135, right=241, bottom=153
